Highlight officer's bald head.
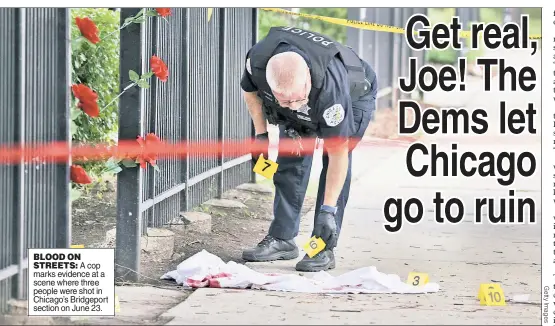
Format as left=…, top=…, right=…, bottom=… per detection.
left=266, top=52, right=310, bottom=103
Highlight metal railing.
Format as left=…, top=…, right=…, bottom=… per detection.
left=0, top=8, right=71, bottom=314
left=115, top=8, right=257, bottom=281
left=346, top=8, right=429, bottom=110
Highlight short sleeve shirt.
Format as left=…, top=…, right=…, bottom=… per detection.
left=240, top=43, right=355, bottom=139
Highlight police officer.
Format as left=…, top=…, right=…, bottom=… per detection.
left=240, top=26, right=377, bottom=272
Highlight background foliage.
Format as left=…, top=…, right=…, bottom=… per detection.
left=258, top=8, right=347, bottom=42
left=71, top=7, right=541, bottom=182
left=71, top=8, right=121, bottom=177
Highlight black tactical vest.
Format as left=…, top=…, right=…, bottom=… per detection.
left=247, top=26, right=367, bottom=134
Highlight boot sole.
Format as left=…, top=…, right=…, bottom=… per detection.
left=295, top=260, right=336, bottom=272
left=242, top=249, right=299, bottom=262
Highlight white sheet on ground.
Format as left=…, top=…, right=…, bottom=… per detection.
left=161, top=250, right=440, bottom=294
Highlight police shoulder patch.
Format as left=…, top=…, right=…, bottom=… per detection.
left=322, top=104, right=345, bottom=127
left=246, top=58, right=252, bottom=74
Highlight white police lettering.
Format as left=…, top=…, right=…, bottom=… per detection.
left=245, top=58, right=252, bottom=74
left=280, top=26, right=334, bottom=47
left=263, top=91, right=275, bottom=103
left=322, top=104, right=345, bottom=127
left=297, top=115, right=311, bottom=122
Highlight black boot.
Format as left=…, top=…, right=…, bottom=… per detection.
left=295, top=249, right=335, bottom=272
left=242, top=235, right=299, bottom=262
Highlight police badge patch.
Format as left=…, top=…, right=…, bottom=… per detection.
left=322, top=104, right=345, bottom=127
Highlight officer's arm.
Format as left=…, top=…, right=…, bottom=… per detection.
left=243, top=91, right=267, bottom=135
left=241, top=57, right=267, bottom=135
left=317, top=100, right=352, bottom=207
left=323, top=139, right=349, bottom=207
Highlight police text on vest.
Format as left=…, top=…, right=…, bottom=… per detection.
left=281, top=27, right=334, bottom=47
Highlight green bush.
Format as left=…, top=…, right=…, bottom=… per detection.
left=70, top=8, right=121, bottom=176
left=258, top=11, right=292, bottom=40
left=258, top=9, right=347, bottom=43
left=425, top=8, right=459, bottom=65
left=297, top=8, right=347, bottom=43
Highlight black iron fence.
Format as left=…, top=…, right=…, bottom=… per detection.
left=0, top=8, right=71, bottom=313
left=115, top=8, right=257, bottom=281
left=346, top=8, right=429, bottom=110
left=0, top=6, right=257, bottom=311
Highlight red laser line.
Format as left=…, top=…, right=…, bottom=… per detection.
left=0, top=137, right=414, bottom=164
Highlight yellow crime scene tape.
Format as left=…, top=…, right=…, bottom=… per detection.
left=260, top=8, right=542, bottom=40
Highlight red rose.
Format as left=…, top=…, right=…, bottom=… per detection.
left=75, top=17, right=100, bottom=44
left=156, top=8, right=171, bottom=17
left=71, top=84, right=99, bottom=117
left=70, top=165, right=92, bottom=184
left=136, top=133, right=162, bottom=168
left=150, top=55, right=169, bottom=82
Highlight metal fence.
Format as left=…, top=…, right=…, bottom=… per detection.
left=346, top=8, right=428, bottom=110
left=0, top=8, right=71, bottom=314
left=115, top=8, right=257, bottom=281
left=346, top=8, right=486, bottom=110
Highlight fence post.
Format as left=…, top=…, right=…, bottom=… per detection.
left=115, top=8, right=143, bottom=282
left=181, top=9, right=191, bottom=211
left=399, top=8, right=410, bottom=100
left=56, top=7, right=72, bottom=250
left=390, top=8, right=401, bottom=109
left=12, top=7, right=26, bottom=301
left=249, top=8, right=258, bottom=183
left=217, top=8, right=227, bottom=198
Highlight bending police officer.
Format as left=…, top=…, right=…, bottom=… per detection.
left=240, top=26, right=378, bottom=272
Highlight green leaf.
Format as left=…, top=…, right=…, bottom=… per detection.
left=134, top=16, right=146, bottom=24
left=106, top=165, right=122, bottom=174
left=71, top=108, right=82, bottom=120
left=124, top=16, right=134, bottom=24
left=145, top=10, right=158, bottom=16
left=121, top=159, right=138, bottom=168
left=137, top=80, right=150, bottom=88
left=141, top=71, right=154, bottom=79
left=134, top=10, right=146, bottom=19
left=129, top=70, right=140, bottom=82
left=152, top=164, right=161, bottom=172
left=70, top=187, right=82, bottom=202
left=107, top=157, right=122, bottom=165
left=70, top=120, right=78, bottom=136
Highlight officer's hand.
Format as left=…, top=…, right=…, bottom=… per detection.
left=313, top=210, right=338, bottom=249
left=251, top=132, right=269, bottom=164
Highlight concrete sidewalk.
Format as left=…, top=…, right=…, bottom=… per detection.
left=159, top=47, right=541, bottom=325
left=160, top=133, right=541, bottom=324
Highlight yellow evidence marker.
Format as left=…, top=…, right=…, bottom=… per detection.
left=70, top=244, right=85, bottom=248
left=115, top=294, right=121, bottom=313
left=407, top=272, right=429, bottom=286
left=303, top=236, right=326, bottom=258
left=478, top=283, right=506, bottom=306
left=252, top=154, right=278, bottom=179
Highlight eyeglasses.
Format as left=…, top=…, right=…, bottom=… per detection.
left=274, top=79, right=309, bottom=106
